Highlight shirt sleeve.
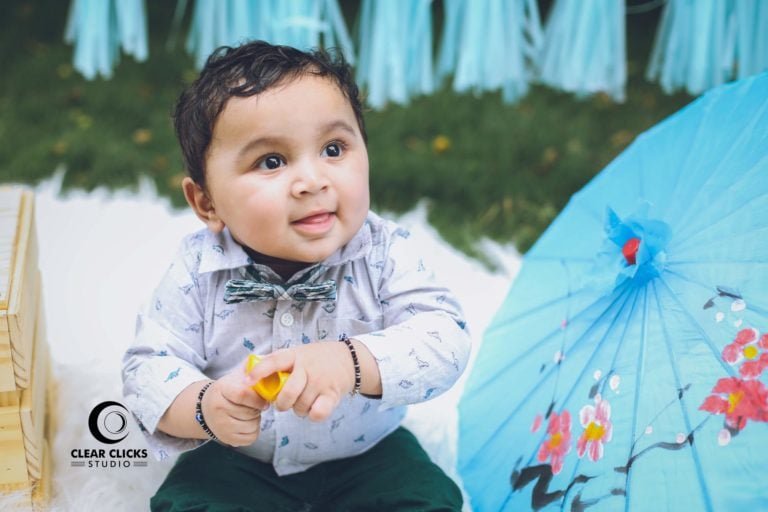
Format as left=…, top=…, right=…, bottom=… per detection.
left=122, top=237, right=209, bottom=459
left=353, top=226, right=471, bottom=409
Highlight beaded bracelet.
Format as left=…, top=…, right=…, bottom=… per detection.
left=339, top=334, right=361, bottom=395
left=195, top=381, right=218, bottom=441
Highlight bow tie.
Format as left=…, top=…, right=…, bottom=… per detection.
left=223, top=267, right=336, bottom=304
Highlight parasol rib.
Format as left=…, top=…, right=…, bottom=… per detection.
left=521, top=289, right=636, bottom=477
left=663, top=266, right=768, bottom=321
left=657, top=272, right=737, bottom=377
left=659, top=272, right=752, bottom=377
left=556, top=290, right=642, bottom=510
left=667, top=259, right=768, bottom=266
left=654, top=97, right=715, bottom=222
left=672, top=152, right=768, bottom=242
left=672, top=181, right=768, bottom=253
left=483, top=284, right=593, bottom=339
left=667, top=91, right=768, bottom=232
left=624, top=286, right=650, bottom=511
left=652, top=281, right=715, bottom=512
left=470, top=286, right=615, bottom=393
left=465, top=285, right=634, bottom=467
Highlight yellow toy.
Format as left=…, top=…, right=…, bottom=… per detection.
left=245, top=354, right=290, bottom=402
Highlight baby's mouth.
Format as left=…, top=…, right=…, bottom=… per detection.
left=291, top=211, right=336, bottom=233
left=292, top=211, right=334, bottom=225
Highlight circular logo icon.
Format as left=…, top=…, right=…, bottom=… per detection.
left=88, top=401, right=130, bottom=444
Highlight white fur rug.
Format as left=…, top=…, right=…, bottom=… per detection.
left=3, top=172, right=520, bottom=511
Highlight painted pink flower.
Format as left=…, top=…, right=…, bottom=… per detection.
left=699, top=377, right=768, bottom=431
left=577, top=395, right=613, bottom=462
left=740, top=352, right=768, bottom=379
left=531, top=413, right=543, bottom=433
left=722, top=328, right=768, bottom=379
left=537, top=410, right=572, bottom=475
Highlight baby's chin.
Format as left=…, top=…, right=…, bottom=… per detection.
left=241, top=217, right=364, bottom=263
left=254, top=243, right=341, bottom=264
left=287, top=245, right=342, bottom=264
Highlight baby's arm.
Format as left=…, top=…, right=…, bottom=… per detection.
left=351, top=223, right=471, bottom=408
left=248, top=220, right=471, bottom=417
left=246, top=341, right=381, bottom=422
left=157, top=363, right=267, bottom=446
left=122, top=234, right=267, bottom=454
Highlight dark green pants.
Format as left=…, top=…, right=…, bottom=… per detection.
left=151, top=427, right=463, bottom=511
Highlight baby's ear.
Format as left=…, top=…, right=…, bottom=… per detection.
left=182, top=177, right=225, bottom=233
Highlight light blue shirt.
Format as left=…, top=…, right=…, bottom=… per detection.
left=122, top=211, right=471, bottom=475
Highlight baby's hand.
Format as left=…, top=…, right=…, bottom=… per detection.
left=247, top=343, right=355, bottom=422
left=201, top=364, right=269, bottom=447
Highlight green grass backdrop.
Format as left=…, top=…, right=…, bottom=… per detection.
left=0, top=0, right=693, bottom=259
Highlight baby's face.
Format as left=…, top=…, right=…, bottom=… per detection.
left=203, top=74, right=370, bottom=263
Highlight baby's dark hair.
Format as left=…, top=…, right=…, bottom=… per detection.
left=173, top=40, right=367, bottom=187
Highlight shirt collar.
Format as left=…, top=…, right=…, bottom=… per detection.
left=196, top=216, right=373, bottom=277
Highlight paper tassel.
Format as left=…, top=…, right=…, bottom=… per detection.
left=356, top=0, right=434, bottom=109
left=436, top=0, right=542, bottom=103
left=645, top=0, right=768, bottom=95
left=730, top=0, right=768, bottom=80
left=646, top=0, right=731, bottom=95
left=185, top=0, right=354, bottom=69
left=538, top=0, right=626, bottom=102
left=64, top=0, right=148, bottom=79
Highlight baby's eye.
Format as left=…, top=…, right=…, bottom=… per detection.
left=257, top=155, right=285, bottom=170
left=323, top=143, right=343, bottom=158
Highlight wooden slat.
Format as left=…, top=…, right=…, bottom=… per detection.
left=32, top=440, right=51, bottom=506
left=0, top=441, right=50, bottom=509
left=0, top=339, right=12, bottom=391
left=19, top=305, right=48, bottom=480
left=0, top=390, right=26, bottom=485
left=0, top=186, right=23, bottom=391
left=9, top=271, right=40, bottom=390
left=0, top=188, right=38, bottom=392
left=0, top=188, right=23, bottom=309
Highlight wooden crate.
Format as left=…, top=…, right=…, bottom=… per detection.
left=0, top=186, right=49, bottom=509
left=0, top=187, right=39, bottom=392
left=20, top=306, right=49, bottom=482
left=0, top=390, right=27, bottom=485
left=0, top=441, right=50, bottom=510
left=0, top=306, right=48, bottom=486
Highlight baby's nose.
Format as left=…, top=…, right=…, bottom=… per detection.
left=292, top=162, right=329, bottom=195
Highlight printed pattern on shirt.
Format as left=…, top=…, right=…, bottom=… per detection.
left=122, top=212, right=470, bottom=476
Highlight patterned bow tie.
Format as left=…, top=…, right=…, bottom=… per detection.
left=223, top=267, right=336, bottom=304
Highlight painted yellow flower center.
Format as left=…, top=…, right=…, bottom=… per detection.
left=584, top=421, right=605, bottom=441
left=743, top=345, right=759, bottom=360
left=549, top=432, right=563, bottom=448
left=728, top=391, right=744, bottom=413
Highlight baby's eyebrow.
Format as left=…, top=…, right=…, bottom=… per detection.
left=235, top=120, right=357, bottom=159
left=237, top=136, right=283, bottom=159
left=319, top=120, right=357, bottom=137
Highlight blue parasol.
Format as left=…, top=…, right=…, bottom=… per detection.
left=458, top=71, right=768, bottom=511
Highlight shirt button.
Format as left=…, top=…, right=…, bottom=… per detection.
left=280, top=312, right=295, bottom=327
